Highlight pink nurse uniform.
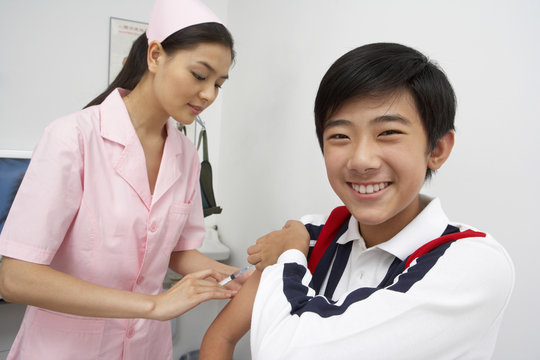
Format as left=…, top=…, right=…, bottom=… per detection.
left=0, top=89, right=205, bottom=359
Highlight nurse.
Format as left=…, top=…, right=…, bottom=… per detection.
left=0, top=0, right=238, bottom=359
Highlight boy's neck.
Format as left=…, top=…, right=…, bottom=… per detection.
left=359, top=195, right=429, bottom=248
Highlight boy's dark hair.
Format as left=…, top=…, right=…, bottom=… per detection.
left=314, top=42, right=456, bottom=179
left=85, top=22, right=234, bottom=108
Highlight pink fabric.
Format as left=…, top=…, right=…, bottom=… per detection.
left=0, top=89, right=205, bottom=359
left=146, top=0, right=223, bottom=44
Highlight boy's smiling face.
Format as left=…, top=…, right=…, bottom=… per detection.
left=322, top=90, right=453, bottom=246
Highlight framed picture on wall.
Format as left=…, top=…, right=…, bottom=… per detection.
left=108, top=17, right=148, bottom=85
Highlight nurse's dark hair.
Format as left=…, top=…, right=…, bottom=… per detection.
left=314, top=42, right=456, bottom=179
left=85, top=22, right=234, bottom=108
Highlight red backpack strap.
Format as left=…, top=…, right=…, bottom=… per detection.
left=404, top=229, right=486, bottom=269
left=307, top=206, right=351, bottom=273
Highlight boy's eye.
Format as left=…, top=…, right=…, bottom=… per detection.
left=191, top=71, right=206, bottom=81
left=327, top=133, right=349, bottom=140
left=215, top=83, right=223, bottom=89
left=379, top=129, right=402, bottom=136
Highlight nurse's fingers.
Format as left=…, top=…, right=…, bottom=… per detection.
left=175, top=271, right=238, bottom=295
left=183, top=268, right=224, bottom=283
left=150, top=275, right=237, bottom=321
left=171, top=276, right=237, bottom=302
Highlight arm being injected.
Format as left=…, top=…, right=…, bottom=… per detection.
left=199, top=221, right=309, bottom=360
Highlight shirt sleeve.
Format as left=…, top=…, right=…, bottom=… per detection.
left=250, top=236, right=514, bottom=359
left=0, top=123, right=83, bottom=264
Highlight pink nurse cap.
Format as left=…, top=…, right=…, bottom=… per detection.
left=146, top=0, right=223, bottom=44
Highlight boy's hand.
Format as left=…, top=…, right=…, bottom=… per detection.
left=247, top=220, right=310, bottom=271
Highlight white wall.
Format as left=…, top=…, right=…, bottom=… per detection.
left=1, top=0, right=539, bottom=359
left=217, top=0, right=540, bottom=359
left=0, top=0, right=227, bottom=170
left=0, top=0, right=152, bottom=150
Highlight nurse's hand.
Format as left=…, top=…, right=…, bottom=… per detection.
left=149, top=269, right=237, bottom=321
left=247, top=220, right=310, bottom=271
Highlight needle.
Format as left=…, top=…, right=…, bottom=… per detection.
left=219, top=265, right=254, bottom=286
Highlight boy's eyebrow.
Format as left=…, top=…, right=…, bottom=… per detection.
left=197, top=61, right=229, bottom=79
left=324, top=119, right=352, bottom=130
left=372, top=114, right=411, bottom=125
left=324, top=115, right=411, bottom=130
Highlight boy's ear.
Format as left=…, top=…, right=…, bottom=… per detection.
left=427, top=131, right=455, bottom=171
left=147, top=40, right=164, bottom=74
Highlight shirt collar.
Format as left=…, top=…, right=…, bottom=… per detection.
left=338, top=216, right=363, bottom=245
left=337, top=195, right=450, bottom=261
left=99, top=88, right=183, bottom=156
left=99, top=88, right=135, bottom=146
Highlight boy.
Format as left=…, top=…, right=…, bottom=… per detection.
left=200, top=43, right=514, bottom=359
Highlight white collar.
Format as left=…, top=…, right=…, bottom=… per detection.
left=337, top=196, right=450, bottom=261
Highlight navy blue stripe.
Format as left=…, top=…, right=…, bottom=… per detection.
left=305, top=223, right=324, bottom=260
left=308, top=221, right=349, bottom=294
left=323, top=242, right=352, bottom=299
left=377, top=257, right=404, bottom=288
left=284, top=235, right=458, bottom=318
left=305, top=223, right=325, bottom=241
left=387, top=241, right=454, bottom=292
left=442, top=224, right=460, bottom=236
left=376, top=225, right=460, bottom=288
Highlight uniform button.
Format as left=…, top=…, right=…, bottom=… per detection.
left=126, top=327, right=135, bottom=338
left=136, top=276, right=144, bottom=285
left=149, top=222, right=158, bottom=232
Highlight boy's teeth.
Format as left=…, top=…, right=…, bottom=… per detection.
left=352, top=182, right=388, bottom=194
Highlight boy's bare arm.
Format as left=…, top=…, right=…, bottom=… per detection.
left=200, top=222, right=307, bottom=359
left=200, top=270, right=261, bottom=360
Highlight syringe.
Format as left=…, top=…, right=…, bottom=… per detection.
left=219, top=265, right=254, bottom=286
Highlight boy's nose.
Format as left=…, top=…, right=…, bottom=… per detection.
left=347, top=140, right=381, bottom=174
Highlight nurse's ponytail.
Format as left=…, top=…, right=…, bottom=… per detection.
left=85, top=33, right=148, bottom=108
left=84, top=22, right=234, bottom=108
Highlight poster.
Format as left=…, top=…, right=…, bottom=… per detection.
left=108, top=17, right=147, bottom=84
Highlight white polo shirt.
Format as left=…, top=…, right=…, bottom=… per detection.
left=251, top=196, right=514, bottom=359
